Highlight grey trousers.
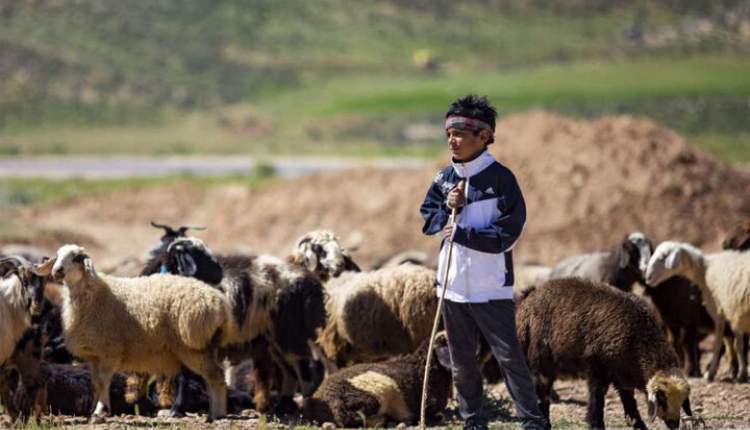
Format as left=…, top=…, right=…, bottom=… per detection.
left=442, top=299, right=545, bottom=426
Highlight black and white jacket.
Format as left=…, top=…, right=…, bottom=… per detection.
left=420, top=150, right=526, bottom=302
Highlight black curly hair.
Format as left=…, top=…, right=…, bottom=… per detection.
left=445, top=94, right=497, bottom=144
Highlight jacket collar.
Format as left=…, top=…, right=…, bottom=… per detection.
left=451, top=150, right=495, bottom=178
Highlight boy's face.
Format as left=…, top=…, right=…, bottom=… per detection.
left=446, top=127, right=489, bottom=161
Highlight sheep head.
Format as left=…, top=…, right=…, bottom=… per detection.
left=627, top=231, right=653, bottom=274
left=646, top=369, right=691, bottom=429
left=34, top=244, right=94, bottom=286
left=645, top=241, right=702, bottom=287
left=165, top=237, right=223, bottom=285
left=0, top=255, right=46, bottom=316
left=292, top=230, right=357, bottom=282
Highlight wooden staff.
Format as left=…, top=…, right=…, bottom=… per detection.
left=420, top=179, right=464, bottom=430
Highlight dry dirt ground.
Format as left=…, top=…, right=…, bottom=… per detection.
left=2, top=351, right=748, bottom=429
left=3, top=112, right=750, bottom=428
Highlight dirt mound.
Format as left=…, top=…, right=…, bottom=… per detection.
left=493, top=111, right=750, bottom=264
left=19, top=111, right=750, bottom=268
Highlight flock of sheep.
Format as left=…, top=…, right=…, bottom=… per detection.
left=0, top=219, right=748, bottom=429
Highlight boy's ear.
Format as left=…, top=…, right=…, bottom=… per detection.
left=479, top=128, right=491, bottom=144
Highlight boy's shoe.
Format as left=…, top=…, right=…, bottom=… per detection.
left=463, top=418, right=489, bottom=430
left=521, top=417, right=551, bottom=430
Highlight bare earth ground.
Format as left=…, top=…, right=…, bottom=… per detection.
left=3, top=112, right=750, bottom=428
left=2, top=351, right=748, bottom=429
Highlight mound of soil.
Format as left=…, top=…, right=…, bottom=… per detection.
left=16, top=111, right=750, bottom=268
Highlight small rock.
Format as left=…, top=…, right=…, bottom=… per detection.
left=396, top=422, right=408, bottom=430
left=322, top=421, right=337, bottom=430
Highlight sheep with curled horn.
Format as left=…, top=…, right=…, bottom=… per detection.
left=289, top=230, right=361, bottom=282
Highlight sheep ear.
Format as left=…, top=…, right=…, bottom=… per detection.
left=83, top=257, right=96, bottom=277
left=618, top=246, right=631, bottom=269
left=647, top=393, right=658, bottom=422
left=665, top=249, right=681, bottom=270
left=682, top=397, right=693, bottom=416
left=304, top=248, right=319, bottom=272
left=175, top=252, right=197, bottom=276
left=33, top=258, right=55, bottom=277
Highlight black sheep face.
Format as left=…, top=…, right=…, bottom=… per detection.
left=165, top=238, right=224, bottom=285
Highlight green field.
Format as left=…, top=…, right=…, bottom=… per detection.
left=4, top=54, right=750, bottom=163
left=1, top=1, right=749, bottom=163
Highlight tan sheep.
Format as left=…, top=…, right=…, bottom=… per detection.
left=34, top=244, right=231, bottom=422
left=319, top=263, right=437, bottom=366
left=646, top=241, right=750, bottom=382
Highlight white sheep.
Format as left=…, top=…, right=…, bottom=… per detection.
left=290, top=230, right=360, bottom=282
left=0, top=257, right=45, bottom=367
left=318, top=263, right=437, bottom=366
left=33, top=245, right=231, bottom=422
left=646, top=241, right=750, bottom=382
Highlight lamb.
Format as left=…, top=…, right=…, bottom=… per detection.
left=0, top=256, right=46, bottom=367
left=161, top=237, right=326, bottom=414
left=645, top=241, right=750, bottom=382
left=302, top=334, right=452, bottom=428
left=319, top=263, right=438, bottom=366
left=516, top=278, right=692, bottom=430
left=32, top=244, right=231, bottom=422
left=289, top=230, right=361, bottom=282
left=548, top=232, right=653, bottom=291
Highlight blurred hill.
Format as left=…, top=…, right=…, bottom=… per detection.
left=9, top=112, right=750, bottom=268
left=1, top=0, right=750, bottom=159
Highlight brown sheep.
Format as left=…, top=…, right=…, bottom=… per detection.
left=516, top=278, right=692, bottom=430
left=302, top=334, right=452, bottom=428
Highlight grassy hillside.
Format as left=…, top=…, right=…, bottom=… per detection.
left=1, top=0, right=749, bottom=161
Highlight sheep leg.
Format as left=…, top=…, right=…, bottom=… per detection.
left=725, top=334, right=739, bottom=380
left=276, top=359, right=301, bottom=415
left=181, top=352, right=226, bottom=422
left=167, top=370, right=188, bottom=417
left=616, top=388, right=646, bottom=430
left=91, top=366, right=113, bottom=421
left=249, top=347, right=273, bottom=413
left=585, top=377, right=608, bottom=430
left=705, top=317, right=726, bottom=382
left=534, top=375, right=553, bottom=423
left=735, top=333, right=748, bottom=383
left=683, top=326, right=701, bottom=378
